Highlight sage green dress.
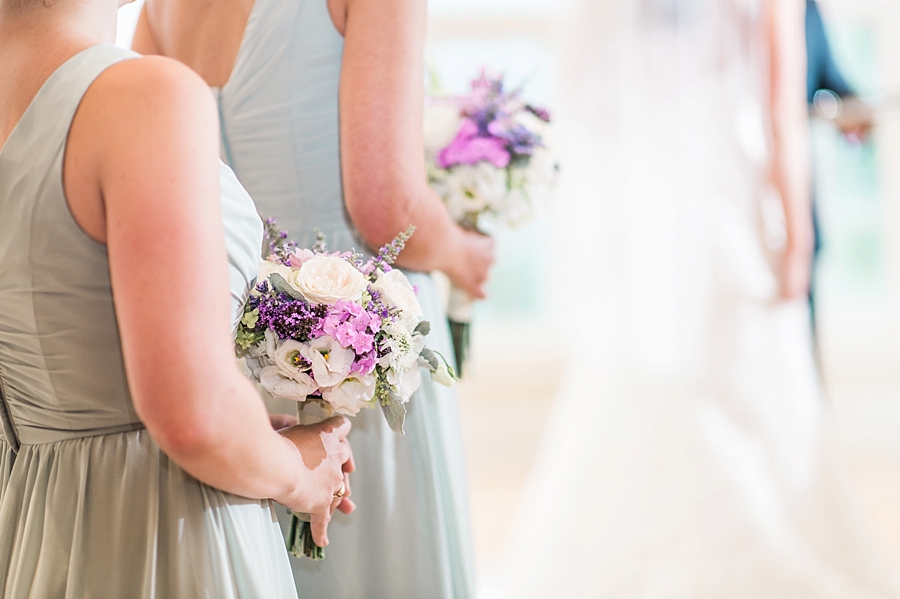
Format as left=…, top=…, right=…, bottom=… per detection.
left=0, top=45, right=297, bottom=598
left=211, top=0, right=476, bottom=596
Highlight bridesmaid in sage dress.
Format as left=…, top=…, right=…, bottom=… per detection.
left=134, top=0, right=495, bottom=596
left=0, top=2, right=353, bottom=595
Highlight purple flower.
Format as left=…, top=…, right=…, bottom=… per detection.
left=352, top=353, right=378, bottom=376
left=436, top=118, right=510, bottom=169
left=322, top=300, right=381, bottom=355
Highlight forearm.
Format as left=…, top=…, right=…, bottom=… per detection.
left=345, top=177, right=461, bottom=274
left=770, top=0, right=812, bottom=245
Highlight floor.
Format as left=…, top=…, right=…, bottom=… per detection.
left=456, top=351, right=900, bottom=584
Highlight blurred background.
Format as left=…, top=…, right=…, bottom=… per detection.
left=423, top=0, right=900, bottom=591
left=115, top=0, right=900, bottom=592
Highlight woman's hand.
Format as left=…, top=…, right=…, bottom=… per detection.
left=277, top=416, right=355, bottom=546
left=443, top=227, right=495, bottom=299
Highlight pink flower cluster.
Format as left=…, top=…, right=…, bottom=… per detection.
left=321, top=300, right=381, bottom=373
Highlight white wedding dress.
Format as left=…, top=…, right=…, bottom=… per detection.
left=495, top=1, right=900, bottom=597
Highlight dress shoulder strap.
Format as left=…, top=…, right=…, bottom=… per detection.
left=0, top=45, right=138, bottom=183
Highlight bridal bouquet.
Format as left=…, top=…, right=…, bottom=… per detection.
left=424, top=70, right=558, bottom=372
left=236, top=220, right=455, bottom=559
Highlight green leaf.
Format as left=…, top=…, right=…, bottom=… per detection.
left=268, top=273, right=306, bottom=301
left=419, top=347, right=440, bottom=371
left=414, top=320, right=431, bottom=337
left=381, top=399, right=407, bottom=434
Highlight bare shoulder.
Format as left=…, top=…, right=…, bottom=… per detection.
left=64, top=53, right=220, bottom=243
left=84, top=55, right=216, bottom=128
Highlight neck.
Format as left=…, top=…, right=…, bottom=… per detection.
left=0, top=0, right=118, bottom=49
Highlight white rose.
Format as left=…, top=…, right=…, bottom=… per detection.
left=371, top=269, right=424, bottom=324
left=424, top=102, right=462, bottom=154
left=322, top=373, right=376, bottom=416
left=305, top=335, right=354, bottom=387
left=260, top=366, right=317, bottom=401
left=257, top=260, right=293, bottom=285
left=294, top=256, right=367, bottom=305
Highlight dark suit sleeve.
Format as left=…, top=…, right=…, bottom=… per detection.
left=806, top=0, right=854, bottom=104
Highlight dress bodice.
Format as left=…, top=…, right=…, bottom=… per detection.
left=0, top=45, right=262, bottom=448
left=212, top=0, right=362, bottom=252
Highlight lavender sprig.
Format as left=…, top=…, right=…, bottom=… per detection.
left=263, top=217, right=298, bottom=264
left=367, top=225, right=416, bottom=276
left=312, top=229, right=327, bottom=254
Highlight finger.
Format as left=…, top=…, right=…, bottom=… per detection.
left=322, top=415, right=352, bottom=438
left=310, top=512, right=331, bottom=547
left=329, top=494, right=343, bottom=516
left=342, top=446, right=355, bottom=473
left=341, top=470, right=351, bottom=500
left=337, top=497, right=356, bottom=514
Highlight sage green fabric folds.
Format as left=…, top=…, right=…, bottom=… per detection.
left=0, top=44, right=294, bottom=598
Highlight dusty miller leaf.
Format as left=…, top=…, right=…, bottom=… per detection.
left=268, top=273, right=305, bottom=301
left=381, top=398, right=407, bottom=434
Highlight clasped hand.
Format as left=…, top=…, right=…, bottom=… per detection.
left=275, top=415, right=355, bottom=547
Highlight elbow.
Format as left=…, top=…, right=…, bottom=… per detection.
left=150, top=417, right=218, bottom=460
left=134, top=390, right=222, bottom=460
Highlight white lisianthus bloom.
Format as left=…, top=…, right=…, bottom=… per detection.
left=274, top=340, right=314, bottom=382
left=424, top=102, right=462, bottom=154
left=392, top=365, right=422, bottom=404
left=430, top=362, right=456, bottom=387
left=322, top=373, right=376, bottom=416
left=304, top=335, right=354, bottom=387
left=443, top=162, right=508, bottom=219
left=371, top=269, right=424, bottom=326
left=260, top=366, right=317, bottom=401
left=293, top=256, right=367, bottom=305
left=263, top=329, right=278, bottom=361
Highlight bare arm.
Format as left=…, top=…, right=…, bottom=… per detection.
left=338, top=0, right=494, bottom=297
left=68, top=56, right=349, bottom=543
left=767, top=0, right=813, bottom=299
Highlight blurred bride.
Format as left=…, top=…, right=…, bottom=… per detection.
left=497, top=0, right=900, bottom=596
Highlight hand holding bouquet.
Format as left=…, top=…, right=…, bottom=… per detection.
left=236, top=221, right=455, bottom=558
left=425, top=71, right=559, bottom=373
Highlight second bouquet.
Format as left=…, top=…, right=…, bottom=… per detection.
left=236, top=221, right=455, bottom=559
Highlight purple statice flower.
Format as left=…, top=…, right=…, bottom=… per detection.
left=436, top=118, right=510, bottom=169
left=251, top=291, right=327, bottom=342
